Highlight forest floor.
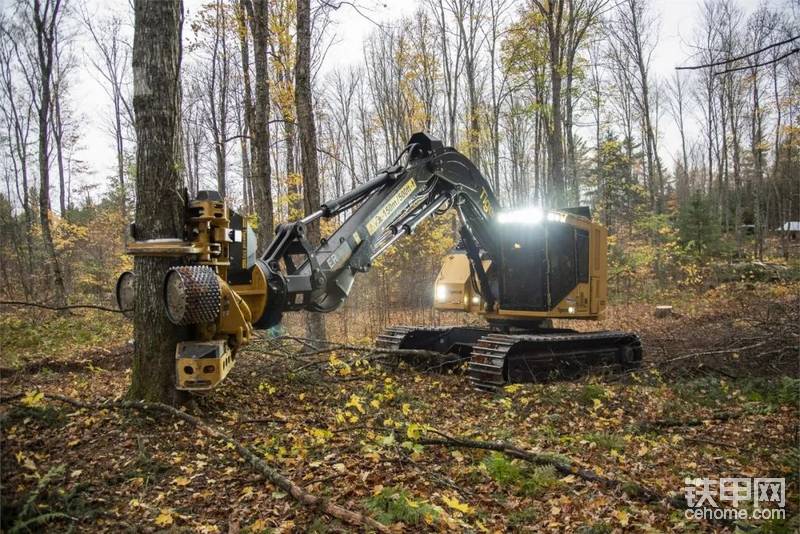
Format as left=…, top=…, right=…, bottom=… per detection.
left=0, top=281, right=798, bottom=533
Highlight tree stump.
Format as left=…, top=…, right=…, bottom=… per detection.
left=654, top=305, right=673, bottom=318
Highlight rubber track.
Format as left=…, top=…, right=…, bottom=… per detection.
left=467, top=331, right=642, bottom=392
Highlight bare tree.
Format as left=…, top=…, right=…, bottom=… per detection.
left=0, top=24, right=36, bottom=280
left=83, top=11, right=134, bottom=219
left=30, top=0, right=69, bottom=308
left=607, top=0, right=665, bottom=212
left=666, top=71, right=691, bottom=205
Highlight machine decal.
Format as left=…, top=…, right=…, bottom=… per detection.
left=366, top=178, right=417, bottom=235
left=480, top=188, right=492, bottom=216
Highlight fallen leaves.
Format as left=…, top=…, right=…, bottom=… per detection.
left=154, top=508, right=174, bottom=527
left=441, top=494, right=474, bottom=515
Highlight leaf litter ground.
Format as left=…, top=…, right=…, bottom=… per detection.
left=1, top=282, right=797, bottom=532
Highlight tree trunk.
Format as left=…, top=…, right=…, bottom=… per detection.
left=33, top=0, right=68, bottom=310
left=295, top=0, right=326, bottom=342
left=244, top=0, right=274, bottom=250
left=128, top=0, right=188, bottom=404
left=52, top=84, right=67, bottom=216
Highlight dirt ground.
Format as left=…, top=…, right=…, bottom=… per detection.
left=1, top=281, right=798, bottom=532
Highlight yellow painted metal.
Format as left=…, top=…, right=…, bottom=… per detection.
left=433, top=253, right=491, bottom=312
left=175, top=340, right=235, bottom=390
left=433, top=210, right=608, bottom=322
left=231, top=262, right=268, bottom=326
left=126, top=196, right=269, bottom=391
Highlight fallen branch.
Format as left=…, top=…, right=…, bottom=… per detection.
left=637, top=412, right=741, bottom=431
left=416, top=429, right=685, bottom=508
left=659, top=341, right=768, bottom=366
left=0, top=348, right=132, bottom=378
left=36, top=394, right=389, bottom=533
left=0, top=300, right=127, bottom=313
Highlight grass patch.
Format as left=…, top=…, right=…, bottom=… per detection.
left=482, top=453, right=562, bottom=497
left=483, top=452, right=522, bottom=485
left=364, top=486, right=439, bottom=526
left=0, top=310, right=130, bottom=367
left=675, top=377, right=800, bottom=409
left=0, top=464, right=95, bottom=533
left=577, top=384, right=606, bottom=405
left=520, top=465, right=560, bottom=497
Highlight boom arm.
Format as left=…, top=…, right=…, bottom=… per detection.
left=256, top=133, right=502, bottom=328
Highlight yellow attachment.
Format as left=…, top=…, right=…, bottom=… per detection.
left=175, top=340, right=235, bottom=390
left=216, top=280, right=253, bottom=348
left=230, top=262, right=268, bottom=329
left=434, top=253, right=491, bottom=312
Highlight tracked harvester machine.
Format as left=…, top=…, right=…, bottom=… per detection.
left=116, top=133, right=641, bottom=392
left=376, top=204, right=642, bottom=390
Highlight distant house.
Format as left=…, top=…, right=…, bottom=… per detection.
left=778, top=221, right=800, bottom=240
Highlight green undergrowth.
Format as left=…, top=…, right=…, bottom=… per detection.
left=364, top=486, right=440, bottom=526
left=0, top=309, right=130, bottom=368
left=482, top=452, right=561, bottom=497
left=676, top=377, right=800, bottom=409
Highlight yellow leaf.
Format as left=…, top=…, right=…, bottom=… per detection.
left=173, top=476, right=191, bottom=486
left=592, top=398, right=602, bottom=410
left=406, top=423, right=423, bottom=440
left=345, top=394, right=365, bottom=414
left=21, top=390, right=44, bottom=408
left=442, top=494, right=474, bottom=515
left=401, top=403, right=411, bottom=416
left=370, top=399, right=380, bottom=409
left=613, top=509, right=630, bottom=526
left=154, top=509, right=173, bottom=527
left=550, top=506, right=561, bottom=515
left=504, top=384, right=521, bottom=393
left=250, top=519, right=267, bottom=531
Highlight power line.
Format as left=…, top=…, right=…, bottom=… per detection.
left=675, top=34, right=800, bottom=71
left=713, top=47, right=799, bottom=75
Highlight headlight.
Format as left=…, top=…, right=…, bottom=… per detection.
left=163, top=265, right=221, bottom=325
left=471, top=295, right=480, bottom=305
left=497, top=207, right=543, bottom=224
left=435, top=284, right=448, bottom=302
left=115, top=271, right=136, bottom=317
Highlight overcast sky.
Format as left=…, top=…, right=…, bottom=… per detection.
left=70, top=0, right=767, bottom=198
